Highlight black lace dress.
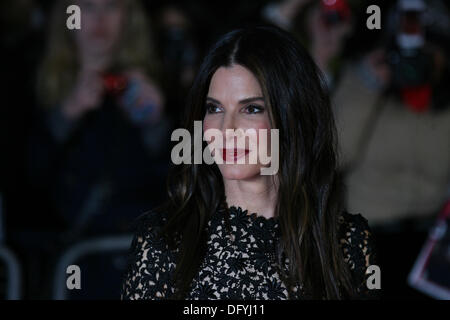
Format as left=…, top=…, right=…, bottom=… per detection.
left=121, top=205, right=378, bottom=300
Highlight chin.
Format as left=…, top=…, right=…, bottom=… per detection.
left=218, top=164, right=261, bottom=181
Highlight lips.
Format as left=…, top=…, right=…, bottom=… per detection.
left=221, top=148, right=249, bottom=162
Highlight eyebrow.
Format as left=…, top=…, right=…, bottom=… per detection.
left=206, top=96, right=265, bottom=105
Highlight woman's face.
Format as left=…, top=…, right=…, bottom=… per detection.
left=76, top=0, right=125, bottom=59
left=203, top=64, right=272, bottom=180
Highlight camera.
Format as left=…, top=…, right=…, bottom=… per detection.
left=320, top=0, right=351, bottom=27
left=101, top=73, right=128, bottom=96
left=386, top=0, right=432, bottom=89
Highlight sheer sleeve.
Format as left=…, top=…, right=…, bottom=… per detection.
left=121, top=211, right=176, bottom=300
left=121, top=228, right=144, bottom=299
left=339, top=212, right=380, bottom=299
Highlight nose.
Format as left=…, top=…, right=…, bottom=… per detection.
left=221, top=112, right=244, bottom=148
left=221, top=111, right=236, bottom=132
left=222, top=111, right=239, bottom=136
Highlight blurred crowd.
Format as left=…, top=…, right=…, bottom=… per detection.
left=1, top=0, right=449, bottom=299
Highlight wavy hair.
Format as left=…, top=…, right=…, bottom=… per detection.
left=160, top=25, right=354, bottom=299
left=36, top=0, right=158, bottom=108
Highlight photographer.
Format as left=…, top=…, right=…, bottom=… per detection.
left=332, top=0, right=450, bottom=298
left=28, top=0, right=171, bottom=237
left=262, top=0, right=354, bottom=89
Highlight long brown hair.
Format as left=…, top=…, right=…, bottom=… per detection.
left=36, top=0, right=158, bottom=108
left=160, top=25, right=354, bottom=299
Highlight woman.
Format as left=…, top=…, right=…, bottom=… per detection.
left=122, top=26, right=377, bottom=300
left=30, top=0, right=170, bottom=235
left=37, top=0, right=163, bottom=119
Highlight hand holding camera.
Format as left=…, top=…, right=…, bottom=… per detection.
left=61, top=68, right=164, bottom=126
left=61, top=68, right=105, bottom=121
left=113, top=70, right=165, bottom=126
left=309, top=0, right=352, bottom=72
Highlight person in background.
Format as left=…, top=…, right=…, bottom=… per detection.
left=152, top=3, right=200, bottom=124
left=332, top=0, right=450, bottom=298
left=21, top=0, right=173, bottom=299
left=30, top=0, right=171, bottom=238
left=262, top=0, right=354, bottom=89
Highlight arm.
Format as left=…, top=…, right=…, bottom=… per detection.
left=121, top=211, right=176, bottom=300
left=332, top=54, right=389, bottom=169
left=117, top=70, right=171, bottom=157
left=339, top=212, right=380, bottom=299
left=121, top=226, right=148, bottom=300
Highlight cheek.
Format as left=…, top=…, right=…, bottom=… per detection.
left=202, top=119, right=211, bottom=132
left=252, top=120, right=271, bottom=148
left=203, top=116, right=216, bottom=144
left=203, top=116, right=220, bottom=134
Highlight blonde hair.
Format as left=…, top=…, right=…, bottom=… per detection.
left=37, top=0, right=159, bottom=108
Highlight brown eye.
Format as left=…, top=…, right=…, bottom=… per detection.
left=244, top=104, right=264, bottom=114
left=205, top=103, right=222, bottom=114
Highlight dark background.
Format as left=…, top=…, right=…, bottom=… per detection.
left=1, top=0, right=449, bottom=300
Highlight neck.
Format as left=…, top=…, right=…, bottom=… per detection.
left=223, top=175, right=278, bottom=219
